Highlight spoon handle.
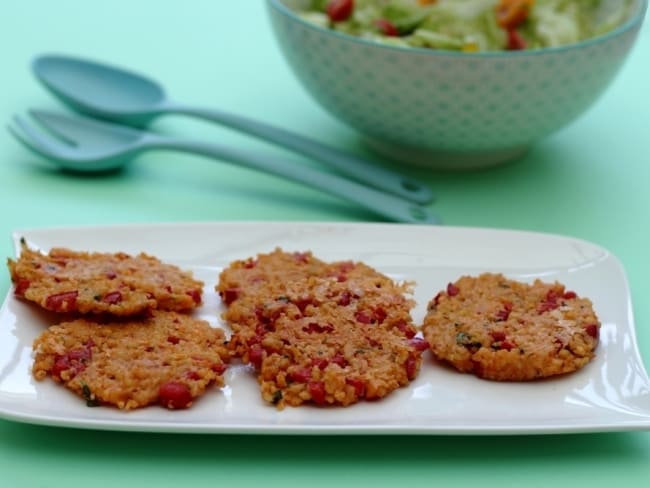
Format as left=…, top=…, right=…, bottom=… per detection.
left=164, top=104, right=434, bottom=205
left=146, top=136, right=440, bottom=225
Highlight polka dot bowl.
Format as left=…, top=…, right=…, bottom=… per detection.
left=267, top=0, right=647, bottom=169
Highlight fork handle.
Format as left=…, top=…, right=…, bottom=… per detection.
left=146, top=136, right=440, bottom=225
left=162, top=103, right=434, bottom=205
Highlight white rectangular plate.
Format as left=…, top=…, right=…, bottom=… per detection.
left=1, top=222, right=649, bottom=435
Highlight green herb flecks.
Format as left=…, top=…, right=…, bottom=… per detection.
left=272, top=390, right=283, bottom=405
left=81, top=382, right=100, bottom=407
left=456, top=332, right=482, bottom=349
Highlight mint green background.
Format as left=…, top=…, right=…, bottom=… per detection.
left=1, top=2, right=649, bottom=487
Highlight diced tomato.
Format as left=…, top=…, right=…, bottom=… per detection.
left=375, top=18, right=399, bottom=36
left=311, top=357, right=329, bottom=370
left=255, top=324, right=270, bottom=338
left=302, top=322, right=334, bottom=334
left=563, top=291, right=577, bottom=299
left=585, top=324, right=599, bottom=339
left=337, top=291, right=352, bottom=306
left=396, top=320, right=416, bottom=339
left=495, top=301, right=513, bottom=321
left=243, top=258, right=257, bottom=269
left=345, top=377, right=366, bottom=397
left=167, top=335, right=180, bottom=345
left=331, top=353, right=349, bottom=368
left=50, top=343, right=93, bottom=380
left=490, top=330, right=507, bottom=342
left=355, top=311, right=372, bottom=324
left=506, top=29, right=526, bottom=50
left=538, top=289, right=562, bottom=314
left=405, top=354, right=418, bottom=381
left=221, top=288, right=240, bottom=305
left=186, top=289, right=202, bottom=305
left=409, top=337, right=430, bottom=352
left=159, top=381, right=193, bottom=409
left=102, top=291, right=123, bottom=305
left=288, top=368, right=312, bottom=383
left=500, top=340, right=516, bottom=351
left=447, top=283, right=460, bottom=296
left=14, top=279, right=30, bottom=297
left=248, top=344, right=264, bottom=369
left=211, top=363, right=227, bottom=375
left=308, top=381, right=327, bottom=404
left=293, top=296, right=314, bottom=314
left=373, top=307, right=387, bottom=324
left=50, top=356, right=71, bottom=380
left=185, top=371, right=201, bottom=380
left=326, top=0, right=354, bottom=22
left=45, top=290, right=78, bottom=312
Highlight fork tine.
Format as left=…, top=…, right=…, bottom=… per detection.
left=28, top=110, right=79, bottom=147
left=30, top=109, right=143, bottom=146
left=7, top=115, right=64, bottom=158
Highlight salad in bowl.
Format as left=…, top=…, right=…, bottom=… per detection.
left=300, top=0, right=637, bottom=52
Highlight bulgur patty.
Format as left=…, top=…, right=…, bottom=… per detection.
left=8, top=242, right=203, bottom=316
left=32, top=311, right=228, bottom=410
left=422, top=273, right=600, bottom=381
left=218, top=249, right=428, bottom=408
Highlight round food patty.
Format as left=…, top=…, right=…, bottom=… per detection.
left=8, top=242, right=203, bottom=316
left=217, top=249, right=427, bottom=408
left=32, top=311, right=228, bottom=410
left=422, top=273, right=600, bottom=381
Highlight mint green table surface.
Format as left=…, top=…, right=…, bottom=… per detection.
left=2, top=2, right=649, bottom=487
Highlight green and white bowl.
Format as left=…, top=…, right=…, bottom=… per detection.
left=267, top=0, right=648, bottom=169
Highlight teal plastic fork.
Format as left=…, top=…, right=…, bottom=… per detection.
left=8, top=110, right=440, bottom=224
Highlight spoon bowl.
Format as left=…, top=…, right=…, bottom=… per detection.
left=34, top=55, right=165, bottom=126
left=32, top=54, right=434, bottom=204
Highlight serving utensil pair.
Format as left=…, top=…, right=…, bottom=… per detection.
left=9, top=55, right=439, bottom=224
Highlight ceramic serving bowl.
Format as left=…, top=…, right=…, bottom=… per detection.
left=267, top=0, right=647, bottom=169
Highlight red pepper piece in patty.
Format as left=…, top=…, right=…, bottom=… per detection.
left=45, top=290, right=78, bottom=312
left=14, top=279, right=31, bottom=296
left=102, top=291, right=123, bottom=304
left=345, top=377, right=366, bottom=397
left=308, top=381, right=327, bottom=404
left=159, top=381, right=193, bottom=409
left=186, top=289, right=202, bottom=305
left=50, top=342, right=93, bottom=380
left=584, top=324, right=599, bottom=339
left=447, top=283, right=460, bottom=296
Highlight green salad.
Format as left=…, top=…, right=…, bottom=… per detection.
left=300, top=0, right=635, bottom=51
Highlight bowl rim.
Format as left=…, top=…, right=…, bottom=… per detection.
left=267, top=0, right=648, bottom=58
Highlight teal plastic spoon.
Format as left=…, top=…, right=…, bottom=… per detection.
left=32, top=54, right=434, bottom=205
